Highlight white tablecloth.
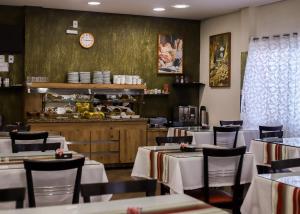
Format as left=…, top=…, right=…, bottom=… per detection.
left=132, top=146, right=256, bottom=194
left=167, top=127, right=258, bottom=149
left=0, top=136, right=68, bottom=153
left=0, top=194, right=228, bottom=214
left=0, top=159, right=109, bottom=209
left=249, top=139, right=300, bottom=165
left=241, top=172, right=300, bottom=214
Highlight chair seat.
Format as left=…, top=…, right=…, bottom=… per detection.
left=186, top=189, right=233, bottom=204
left=206, top=189, right=232, bottom=204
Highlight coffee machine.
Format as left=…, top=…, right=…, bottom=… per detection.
left=173, top=106, right=198, bottom=126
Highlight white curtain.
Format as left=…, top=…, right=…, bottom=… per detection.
left=241, top=34, right=300, bottom=137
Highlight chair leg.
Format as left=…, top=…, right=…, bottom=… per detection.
left=160, top=183, right=170, bottom=195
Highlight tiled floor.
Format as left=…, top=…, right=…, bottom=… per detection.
left=105, top=168, right=232, bottom=213
left=106, top=168, right=160, bottom=200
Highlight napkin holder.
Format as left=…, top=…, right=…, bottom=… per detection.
left=180, top=145, right=196, bottom=152
left=55, top=152, right=73, bottom=159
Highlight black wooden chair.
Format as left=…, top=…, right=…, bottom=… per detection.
left=156, top=136, right=193, bottom=146
left=3, top=124, right=31, bottom=132
left=10, top=131, right=60, bottom=153
left=186, top=146, right=246, bottom=214
left=259, top=125, right=283, bottom=139
left=213, top=126, right=239, bottom=148
left=81, top=179, right=157, bottom=203
left=220, top=120, right=243, bottom=126
left=256, top=126, right=283, bottom=174
left=271, top=158, right=300, bottom=173
left=23, top=157, right=85, bottom=207
left=0, top=187, right=25, bottom=208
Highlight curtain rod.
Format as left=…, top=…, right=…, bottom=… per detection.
left=253, top=32, right=298, bottom=40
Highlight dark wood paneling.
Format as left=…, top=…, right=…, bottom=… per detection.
left=0, top=6, right=25, bottom=124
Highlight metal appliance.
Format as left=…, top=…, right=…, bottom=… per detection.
left=200, top=106, right=208, bottom=127
left=173, top=106, right=198, bottom=126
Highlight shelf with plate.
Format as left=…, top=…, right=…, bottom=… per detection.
left=26, top=83, right=145, bottom=96
left=25, top=82, right=145, bottom=120
left=0, top=85, right=24, bottom=90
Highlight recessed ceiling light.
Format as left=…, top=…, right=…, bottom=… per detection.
left=88, top=1, right=101, bottom=5
left=172, top=4, right=190, bottom=9
left=153, top=7, right=166, bottom=12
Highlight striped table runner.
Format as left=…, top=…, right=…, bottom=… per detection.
left=272, top=181, right=300, bottom=214
left=142, top=203, right=225, bottom=214
left=149, top=150, right=179, bottom=183
left=263, top=143, right=289, bottom=164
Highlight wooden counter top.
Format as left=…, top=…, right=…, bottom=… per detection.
left=27, top=82, right=146, bottom=90
left=27, top=118, right=148, bottom=123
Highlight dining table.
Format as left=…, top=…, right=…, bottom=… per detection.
left=0, top=134, right=68, bottom=153
left=0, top=151, right=110, bottom=209
left=241, top=171, right=300, bottom=214
left=0, top=194, right=229, bottom=214
left=131, top=145, right=256, bottom=194
left=249, top=138, right=300, bottom=166
left=167, top=127, right=259, bottom=150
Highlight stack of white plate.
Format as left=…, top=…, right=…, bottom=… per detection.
left=68, top=72, right=79, bottom=83
left=80, top=72, right=91, bottom=83
left=93, top=71, right=103, bottom=84
left=103, top=71, right=111, bottom=84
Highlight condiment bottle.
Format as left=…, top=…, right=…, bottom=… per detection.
left=180, top=76, right=184, bottom=84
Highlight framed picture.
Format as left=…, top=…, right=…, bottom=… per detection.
left=209, top=32, right=231, bottom=87
left=158, top=34, right=183, bottom=74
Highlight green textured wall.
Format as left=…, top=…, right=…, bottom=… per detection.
left=24, top=7, right=200, bottom=88
left=24, top=7, right=200, bottom=119
left=0, top=6, right=200, bottom=122
left=0, top=6, right=24, bottom=124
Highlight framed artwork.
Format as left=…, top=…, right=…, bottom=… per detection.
left=209, top=32, right=231, bottom=87
left=158, top=34, right=183, bottom=74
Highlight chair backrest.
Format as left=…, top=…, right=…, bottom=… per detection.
left=220, top=120, right=243, bottom=126
left=213, top=126, right=239, bottom=148
left=80, top=179, right=157, bottom=203
left=259, top=125, right=283, bottom=139
left=156, top=136, right=193, bottom=146
left=0, top=188, right=25, bottom=209
left=271, top=158, right=300, bottom=172
left=203, top=146, right=246, bottom=203
left=10, top=131, right=51, bottom=153
left=23, top=157, right=85, bottom=207
left=3, top=124, right=31, bottom=132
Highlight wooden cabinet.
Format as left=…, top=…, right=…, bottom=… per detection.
left=90, top=125, right=120, bottom=164
left=147, top=128, right=168, bottom=146
left=29, top=120, right=147, bottom=164
left=120, top=124, right=147, bottom=163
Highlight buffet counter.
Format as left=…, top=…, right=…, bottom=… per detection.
left=27, top=118, right=148, bottom=123
left=28, top=119, right=147, bottom=165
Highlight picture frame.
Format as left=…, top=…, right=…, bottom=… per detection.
left=158, top=34, right=183, bottom=75
left=209, top=32, right=231, bottom=87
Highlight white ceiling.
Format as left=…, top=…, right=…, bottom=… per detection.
left=0, top=0, right=283, bottom=20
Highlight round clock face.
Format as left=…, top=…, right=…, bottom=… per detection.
left=79, top=33, right=95, bottom=48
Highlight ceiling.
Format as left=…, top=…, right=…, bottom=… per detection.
left=0, top=0, right=283, bottom=20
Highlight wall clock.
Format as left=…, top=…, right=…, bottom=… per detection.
left=79, top=33, right=95, bottom=48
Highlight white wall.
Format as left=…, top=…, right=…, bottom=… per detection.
left=199, top=0, right=300, bottom=125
